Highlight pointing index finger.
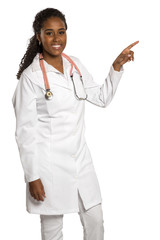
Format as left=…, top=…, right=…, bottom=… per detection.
left=126, top=40, right=139, bottom=49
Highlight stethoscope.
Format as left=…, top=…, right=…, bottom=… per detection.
left=39, top=52, right=88, bottom=101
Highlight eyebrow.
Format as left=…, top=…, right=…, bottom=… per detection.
left=44, top=28, right=66, bottom=31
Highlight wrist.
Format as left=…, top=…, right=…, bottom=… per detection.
left=112, top=63, right=121, bottom=72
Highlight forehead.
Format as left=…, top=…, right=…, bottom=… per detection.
left=42, top=17, right=65, bottom=30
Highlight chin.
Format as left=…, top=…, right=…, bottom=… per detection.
left=51, top=49, right=65, bottom=56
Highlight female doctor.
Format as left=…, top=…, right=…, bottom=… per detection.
left=12, top=7, right=139, bottom=240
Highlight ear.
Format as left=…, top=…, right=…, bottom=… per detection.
left=36, top=33, right=41, bottom=42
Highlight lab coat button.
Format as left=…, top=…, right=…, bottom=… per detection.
left=71, top=154, right=75, bottom=158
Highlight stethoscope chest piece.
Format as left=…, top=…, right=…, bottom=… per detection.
left=45, top=89, right=53, bottom=100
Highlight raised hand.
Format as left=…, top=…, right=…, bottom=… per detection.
left=29, top=178, right=46, bottom=201
left=112, top=40, right=139, bottom=71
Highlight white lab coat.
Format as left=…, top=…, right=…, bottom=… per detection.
left=12, top=52, right=124, bottom=215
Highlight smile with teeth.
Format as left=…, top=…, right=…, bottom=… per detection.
left=52, top=45, right=61, bottom=49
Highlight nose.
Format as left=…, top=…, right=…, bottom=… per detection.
left=53, top=33, right=61, bottom=42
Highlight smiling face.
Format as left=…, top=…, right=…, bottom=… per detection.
left=36, top=16, right=67, bottom=58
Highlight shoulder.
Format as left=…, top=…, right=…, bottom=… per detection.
left=67, top=55, right=89, bottom=75
left=68, top=55, right=81, bottom=63
left=18, top=54, right=45, bottom=90
left=22, top=54, right=39, bottom=77
left=66, top=54, right=96, bottom=87
left=19, top=67, right=40, bottom=89
left=67, top=55, right=84, bottom=69
left=20, top=63, right=36, bottom=82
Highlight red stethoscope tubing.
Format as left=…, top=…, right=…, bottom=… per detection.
left=39, top=52, right=82, bottom=91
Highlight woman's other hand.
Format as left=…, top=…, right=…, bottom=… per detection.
left=112, top=40, right=139, bottom=71
left=29, top=178, right=46, bottom=201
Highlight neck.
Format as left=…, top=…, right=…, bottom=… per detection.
left=42, top=51, right=63, bottom=67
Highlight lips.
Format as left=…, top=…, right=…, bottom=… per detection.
left=51, top=44, right=62, bottom=49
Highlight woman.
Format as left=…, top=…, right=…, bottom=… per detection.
left=12, top=7, right=139, bottom=240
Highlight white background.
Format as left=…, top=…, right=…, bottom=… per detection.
left=1, top=0, right=160, bottom=239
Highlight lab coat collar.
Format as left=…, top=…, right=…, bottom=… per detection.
left=31, top=52, right=77, bottom=74
left=24, top=52, right=78, bottom=91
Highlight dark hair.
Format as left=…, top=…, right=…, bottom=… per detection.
left=16, top=8, right=67, bottom=79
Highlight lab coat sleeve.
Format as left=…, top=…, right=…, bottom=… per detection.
left=79, top=60, right=124, bottom=107
left=12, top=72, right=40, bottom=183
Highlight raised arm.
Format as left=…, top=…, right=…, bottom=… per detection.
left=75, top=59, right=124, bottom=107
left=74, top=40, right=139, bottom=107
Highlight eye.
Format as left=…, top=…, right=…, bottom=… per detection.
left=46, top=32, right=52, bottom=36
left=59, top=31, right=65, bottom=35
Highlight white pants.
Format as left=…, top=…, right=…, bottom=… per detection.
left=40, top=191, right=104, bottom=240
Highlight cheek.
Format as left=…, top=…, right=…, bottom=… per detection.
left=40, top=33, right=51, bottom=43
left=43, top=37, right=50, bottom=44
left=62, top=35, right=67, bottom=44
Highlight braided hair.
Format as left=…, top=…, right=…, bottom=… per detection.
left=16, top=8, right=68, bottom=79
